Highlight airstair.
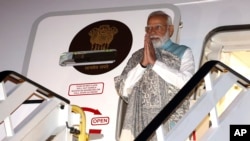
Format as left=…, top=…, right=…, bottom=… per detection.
left=134, top=60, right=250, bottom=141
left=0, top=71, right=89, bottom=141
left=1, top=61, right=249, bottom=141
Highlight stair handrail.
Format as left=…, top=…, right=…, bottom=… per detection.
left=135, top=60, right=250, bottom=141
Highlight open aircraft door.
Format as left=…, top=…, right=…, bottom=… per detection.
left=114, top=5, right=182, bottom=140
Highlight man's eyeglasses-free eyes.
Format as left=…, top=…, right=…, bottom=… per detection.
left=145, top=24, right=168, bottom=33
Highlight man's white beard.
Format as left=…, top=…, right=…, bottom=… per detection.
left=150, top=32, right=170, bottom=48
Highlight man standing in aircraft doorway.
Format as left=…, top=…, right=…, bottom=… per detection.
left=114, top=10, right=195, bottom=141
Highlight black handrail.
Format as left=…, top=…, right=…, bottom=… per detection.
left=0, top=70, right=70, bottom=104
left=135, top=60, right=250, bottom=140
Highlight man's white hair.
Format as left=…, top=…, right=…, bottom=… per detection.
left=147, top=10, right=173, bottom=25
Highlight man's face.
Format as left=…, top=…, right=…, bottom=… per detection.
left=145, top=16, right=170, bottom=48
